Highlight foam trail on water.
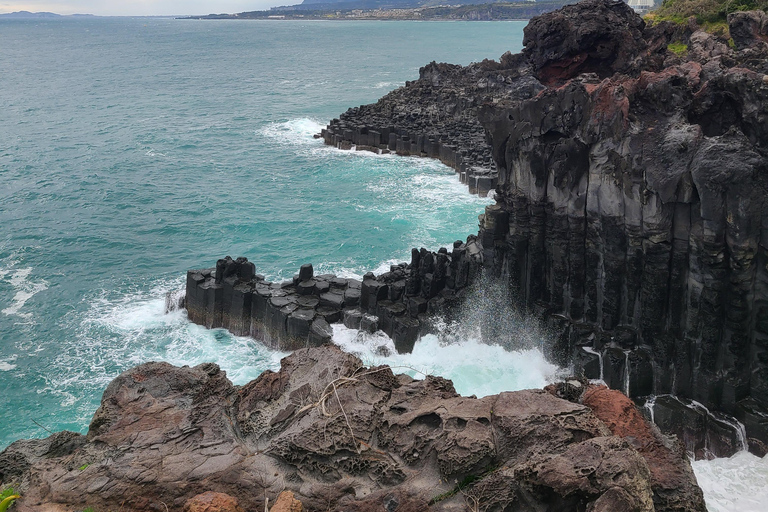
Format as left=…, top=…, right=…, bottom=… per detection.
left=0, top=266, right=48, bottom=319
left=257, top=118, right=325, bottom=146
left=332, top=325, right=563, bottom=397
left=692, top=452, right=768, bottom=512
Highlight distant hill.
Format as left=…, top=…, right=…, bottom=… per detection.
left=296, top=0, right=522, bottom=7
left=186, top=1, right=571, bottom=20
left=0, top=11, right=61, bottom=17
left=0, top=11, right=95, bottom=18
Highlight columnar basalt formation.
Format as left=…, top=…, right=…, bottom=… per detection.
left=184, top=240, right=482, bottom=353
left=317, top=1, right=768, bottom=453
left=0, top=345, right=705, bottom=512
left=478, top=3, right=768, bottom=454
left=319, top=56, right=547, bottom=197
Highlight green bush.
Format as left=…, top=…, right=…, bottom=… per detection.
left=652, top=0, right=768, bottom=25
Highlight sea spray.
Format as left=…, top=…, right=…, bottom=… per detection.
left=692, top=451, right=768, bottom=512
left=331, top=326, right=562, bottom=398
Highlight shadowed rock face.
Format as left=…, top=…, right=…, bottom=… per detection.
left=0, top=345, right=704, bottom=512
left=319, top=1, right=768, bottom=455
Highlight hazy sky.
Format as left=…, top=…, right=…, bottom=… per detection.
left=0, top=1, right=287, bottom=15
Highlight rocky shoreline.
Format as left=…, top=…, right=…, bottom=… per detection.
left=0, top=345, right=705, bottom=511
left=318, top=0, right=768, bottom=458
left=4, top=1, right=768, bottom=510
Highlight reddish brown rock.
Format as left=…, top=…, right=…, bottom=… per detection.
left=269, top=491, right=303, bottom=512
left=184, top=492, right=245, bottom=512
left=583, top=385, right=705, bottom=512
left=0, top=346, right=704, bottom=512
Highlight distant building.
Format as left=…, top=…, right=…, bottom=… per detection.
left=625, top=0, right=656, bottom=13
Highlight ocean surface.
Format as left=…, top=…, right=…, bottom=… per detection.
left=0, top=16, right=764, bottom=511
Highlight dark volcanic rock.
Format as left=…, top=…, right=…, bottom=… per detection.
left=0, top=346, right=703, bottom=512
left=523, top=0, right=649, bottom=84
left=728, top=10, right=768, bottom=50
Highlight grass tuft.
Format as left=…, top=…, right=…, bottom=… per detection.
left=668, top=41, right=689, bottom=55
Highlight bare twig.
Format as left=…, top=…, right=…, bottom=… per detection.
left=332, top=380, right=360, bottom=454
left=32, top=419, right=53, bottom=434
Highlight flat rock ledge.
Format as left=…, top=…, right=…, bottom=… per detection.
left=0, top=345, right=704, bottom=512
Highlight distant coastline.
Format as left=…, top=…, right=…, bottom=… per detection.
left=178, top=2, right=572, bottom=21
left=0, top=11, right=95, bottom=18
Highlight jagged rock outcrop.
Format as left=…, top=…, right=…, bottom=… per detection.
left=0, top=345, right=704, bottom=512
left=522, top=0, right=648, bottom=84
left=317, top=0, right=768, bottom=456
left=183, top=242, right=482, bottom=352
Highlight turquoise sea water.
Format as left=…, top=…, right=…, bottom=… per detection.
left=0, top=17, right=528, bottom=447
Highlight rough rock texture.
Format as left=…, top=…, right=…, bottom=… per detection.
left=581, top=386, right=705, bottom=512
left=522, top=0, right=648, bottom=84
left=319, top=1, right=768, bottom=456
left=728, top=10, right=768, bottom=50
left=0, top=345, right=703, bottom=512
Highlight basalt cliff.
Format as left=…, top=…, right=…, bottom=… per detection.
left=317, top=0, right=768, bottom=457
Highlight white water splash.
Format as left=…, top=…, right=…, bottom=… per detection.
left=0, top=360, right=17, bottom=372
left=257, top=118, right=325, bottom=146
left=692, top=451, right=768, bottom=512
left=331, top=324, right=562, bottom=398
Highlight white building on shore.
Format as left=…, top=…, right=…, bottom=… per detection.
left=626, top=0, right=656, bottom=14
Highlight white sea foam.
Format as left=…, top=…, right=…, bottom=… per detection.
left=0, top=266, right=48, bottom=319
left=372, top=81, right=400, bottom=89
left=692, top=451, right=768, bottom=512
left=79, top=279, right=287, bottom=386
left=331, top=324, right=562, bottom=397
left=0, top=361, right=17, bottom=371
left=258, top=118, right=326, bottom=146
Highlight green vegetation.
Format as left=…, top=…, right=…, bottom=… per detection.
left=668, top=41, right=689, bottom=55
left=650, top=0, right=768, bottom=25
left=0, top=488, right=20, bottom=512
left=78, top=463, right=90, bottom=470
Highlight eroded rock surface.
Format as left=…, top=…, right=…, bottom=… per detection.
left=0, top=345, right=703, bottom=511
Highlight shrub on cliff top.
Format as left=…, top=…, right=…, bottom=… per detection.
left=652, top=0, right=768, bottom=24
